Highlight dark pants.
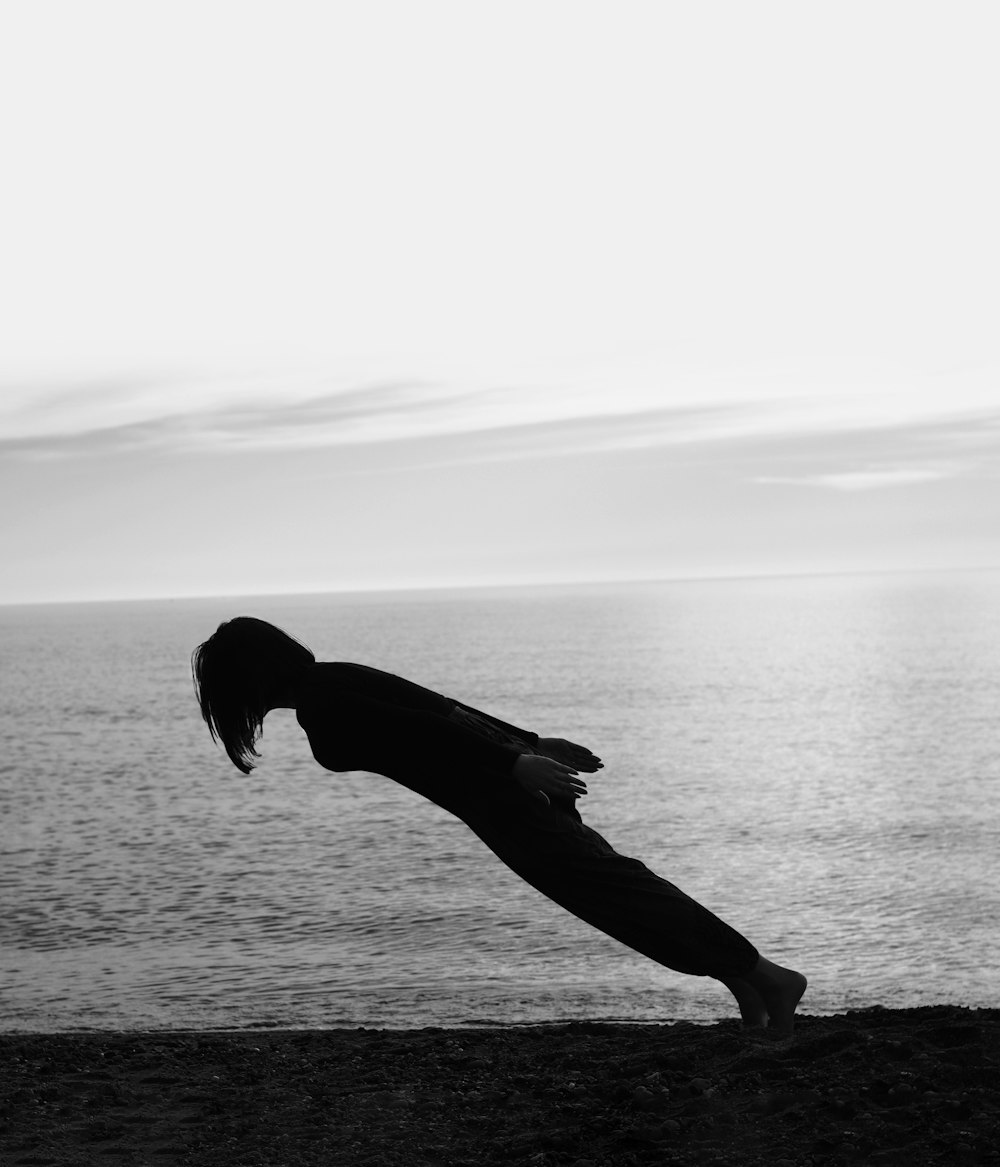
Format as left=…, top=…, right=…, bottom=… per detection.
left=455, top=782, right=760, bottom=980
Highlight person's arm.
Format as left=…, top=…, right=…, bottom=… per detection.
left=298, top=688, right=526, bottom=777
left=298, top=687, right=589, bottom=805
left=447, top=701, right=539, bottom=750
left=448, top=702, right=603, bottom=782
left=340, top=664, right=598, bottom=773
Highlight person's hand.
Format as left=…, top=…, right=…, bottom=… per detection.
left=536, top=737, right=603, bottom=773
left=512, top=754, right=589, bottom=805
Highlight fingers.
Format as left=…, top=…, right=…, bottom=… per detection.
left=517, top=754, right=593, bottom=802
left=535, top=761, right=586, bottom=799
left=563, top=742, right=603, bottom=771
left=557, top=765, right=588, bottom=798
left=539, top=738, right=603, bottom=769
left=548, top=758, right=594, bottom=797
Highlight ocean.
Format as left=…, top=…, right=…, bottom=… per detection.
left=1, top=570, right=998, bottom=1031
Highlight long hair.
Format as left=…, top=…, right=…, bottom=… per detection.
left=191, top=617, right=315, bottom=773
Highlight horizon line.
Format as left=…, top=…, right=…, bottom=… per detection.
left=2, top=563, right=997, bottom=610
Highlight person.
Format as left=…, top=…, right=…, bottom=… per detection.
left=192, top=616, right=807, bottom=1032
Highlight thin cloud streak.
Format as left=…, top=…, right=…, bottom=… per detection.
left=755, top=464, right=964, bottom=492
left=3, top=364, right=1000, bottom=465
left=1, top=394, right=993, bottom=467
left=0, top=397, right=747, bottom=462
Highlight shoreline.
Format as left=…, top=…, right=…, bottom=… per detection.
left=3, top=1006, right=998, bottom=1165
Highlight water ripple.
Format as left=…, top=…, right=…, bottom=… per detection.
left=2, top=575, right=999, bottom=1029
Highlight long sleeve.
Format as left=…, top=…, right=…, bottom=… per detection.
left=446, top=701, right=539, bottom=752
left=296, top=687, right=525, bottom=779
left=314, top=662, right=538, bottom=746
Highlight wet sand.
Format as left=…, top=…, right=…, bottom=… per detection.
left=2, top=1006, right=998, bottom=1165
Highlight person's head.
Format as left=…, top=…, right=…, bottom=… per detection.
left=191, top=617, right=315, bottom=773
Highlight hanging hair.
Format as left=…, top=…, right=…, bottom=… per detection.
left=191, top=616, right=315, bottom=773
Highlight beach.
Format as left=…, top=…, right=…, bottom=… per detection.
left=2, top=1006, right=997, bottom=1165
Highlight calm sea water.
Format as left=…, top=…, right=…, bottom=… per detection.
left=1, top=571, right=998, bottom=1031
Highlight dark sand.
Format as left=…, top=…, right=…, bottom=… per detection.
left=2, top=1007, right=998, bottom=1166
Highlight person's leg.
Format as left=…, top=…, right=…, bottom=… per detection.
left=464, top=795, right=807, bottom=1029
left=472, top=808, right=757, bottom=972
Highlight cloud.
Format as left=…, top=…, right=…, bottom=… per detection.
left=0, top=395, right=755, bottom=470
left=3, top=363, right=1000, bottom=474
left=0, top=380, right=465, bottom=459
left=0, top=372, right=784, bottom=460
left=755, top=464, right=965, bottom=491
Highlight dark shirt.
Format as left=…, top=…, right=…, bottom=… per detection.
left=295, top=662, right=539, bottom=792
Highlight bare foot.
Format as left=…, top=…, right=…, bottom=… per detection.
left=745, top=956, right=808, bottom=1033
left=719, top=977, right=769, bottom=1028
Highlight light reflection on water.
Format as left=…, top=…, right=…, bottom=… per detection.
left=1, top=571, right=998, bottom=1030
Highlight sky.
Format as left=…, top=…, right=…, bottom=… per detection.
left=1, top=1, right=998, bottom=603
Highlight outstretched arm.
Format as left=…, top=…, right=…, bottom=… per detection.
left=299, top=689, right=525, bottom=777
left=447, top=697, right=603, bottom=778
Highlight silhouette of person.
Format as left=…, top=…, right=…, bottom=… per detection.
left=192, top=616, right=806, bottom=1030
